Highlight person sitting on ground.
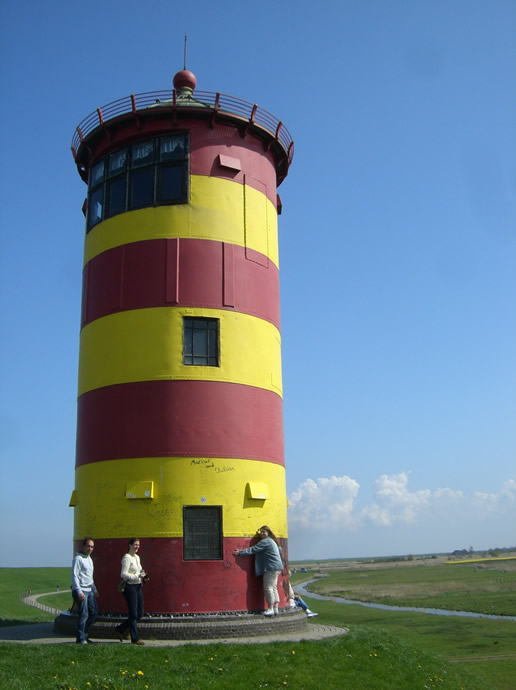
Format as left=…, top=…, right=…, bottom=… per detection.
left=288, top=579, right=318, bottom=618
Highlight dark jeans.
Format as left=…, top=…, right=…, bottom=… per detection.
left=118, top=583, right=144, bottom=642
left=73, top=590, right=98, bottom=643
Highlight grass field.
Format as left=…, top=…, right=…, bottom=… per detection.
left=0, top=567, right=71, bottom=626
left=305, top=560, right=516, bottom=616
left=1, top=565, right=515, bottom=689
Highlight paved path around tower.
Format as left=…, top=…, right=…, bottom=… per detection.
left=0, top=622, right=347, bottom=646
left=2, top=591, right=347, bottom=646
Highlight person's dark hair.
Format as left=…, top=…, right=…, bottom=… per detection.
left=82, top=536, right=94, bottom=545
left=128, top=537, right=140, bottom=551
left=259, top=525, right=279, bottom=546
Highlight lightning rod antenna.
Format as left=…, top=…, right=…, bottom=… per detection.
left=184, top=33, right=187, bottom=70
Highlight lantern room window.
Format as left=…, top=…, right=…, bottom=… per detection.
left=86, top=133, right=189, bottom=231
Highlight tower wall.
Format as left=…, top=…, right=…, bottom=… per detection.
left=72, top=89, right=292, bottom=614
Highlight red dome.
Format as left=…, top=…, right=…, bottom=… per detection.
left=173, top=70, right=197, bottom=91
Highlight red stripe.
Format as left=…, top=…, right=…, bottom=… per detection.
left=81, top=239, right=280, bottom=329
left=81, top=537, right=289, bottom=614
left=76, top=380, right=284, bottom=466
left=81, top=116, right=279, bottom=206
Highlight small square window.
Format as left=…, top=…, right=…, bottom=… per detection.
left=183, top=506, right=222, bottom=560
left=183, top=317, right=219, bottom=366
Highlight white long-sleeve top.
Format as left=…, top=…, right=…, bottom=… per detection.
left=120, top=553, right=143, bottom=584
left=71, top=552, right=96, bottom=594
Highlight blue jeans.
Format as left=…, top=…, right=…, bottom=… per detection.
left=118, top=584, right=144, bottom=642
left=73, top=590, right=98, bottom=643
left=294, top=596, right=309, bottom=612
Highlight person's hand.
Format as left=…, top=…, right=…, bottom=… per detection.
left=232, top=550, right=240, bottom=556
left=78, top=592, right=85, bottom=601
left=94, top=591, right=100, bottom=599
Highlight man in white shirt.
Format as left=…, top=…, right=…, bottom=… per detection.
left=71, top=537, right=99, bottom=644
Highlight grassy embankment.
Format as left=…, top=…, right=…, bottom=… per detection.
left=305, top=558, right=516, bottom=616
left=0, top=564, right=513, bottom=689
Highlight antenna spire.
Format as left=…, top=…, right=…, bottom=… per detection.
left=184, top=33, right=187, bottom=70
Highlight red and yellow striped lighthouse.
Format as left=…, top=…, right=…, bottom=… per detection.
left=70, top=69, right=294, bottom=614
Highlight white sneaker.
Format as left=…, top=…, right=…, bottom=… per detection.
left=263, top=610, right=274, bottom=616
left=307, top=611, right=318, bottom=618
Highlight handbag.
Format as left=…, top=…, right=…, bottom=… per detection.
left=118, top=579, right=126, bottom=592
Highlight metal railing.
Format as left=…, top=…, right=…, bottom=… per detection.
left=72, top=90, right=294, bottom=166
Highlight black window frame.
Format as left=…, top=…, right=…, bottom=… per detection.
left=183, top=317, right=220, bottom=367
left=86, top=132, right=189, bottom=232
left=183, top=506, right=223, bottom=561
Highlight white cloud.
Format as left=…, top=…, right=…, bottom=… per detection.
left=288, top=475, right=360, bottom=529
left=287, top=471, right=515, bottom=559
left=473, top=478, right=516, bottom=512
left=362, top=472, right=463, bottom=526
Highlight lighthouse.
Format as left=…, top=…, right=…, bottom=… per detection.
left=69, top=69, right=294, bottom=616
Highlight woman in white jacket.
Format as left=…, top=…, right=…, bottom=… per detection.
left=115, top=538, right=148, bottom=645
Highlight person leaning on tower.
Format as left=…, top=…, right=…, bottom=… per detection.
left=233, top=525, right=284, bottom=615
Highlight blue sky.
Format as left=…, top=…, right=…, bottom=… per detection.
left=1, top=0, right=514, bottom=566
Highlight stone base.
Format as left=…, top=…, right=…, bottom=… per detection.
left=54, top=608, right=308, bottom=640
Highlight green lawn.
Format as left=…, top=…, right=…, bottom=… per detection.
left=0, top=628, right=489, bottom=690
left=0, top=567, right=70, bottom=626
left=1, top=566, right=515, bottom=689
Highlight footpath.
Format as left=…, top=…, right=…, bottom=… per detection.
left=2, top=592, right=347, bottom=647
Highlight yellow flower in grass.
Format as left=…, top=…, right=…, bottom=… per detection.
left=137, top=670, right=144, bottom=676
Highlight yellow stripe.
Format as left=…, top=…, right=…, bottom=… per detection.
left=78, top=307, right=282, bottom=396
left=73, top=457, right=288, bottom=539
left=83, top=175, right=279, bottom=268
